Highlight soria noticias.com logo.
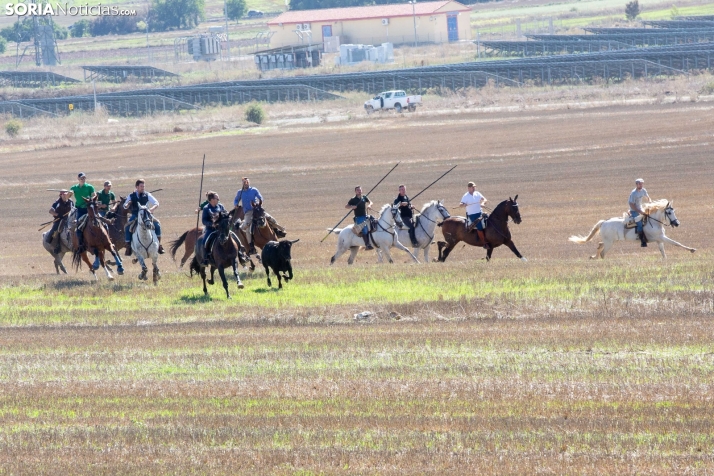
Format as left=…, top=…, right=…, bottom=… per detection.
left=4, top=3, right=137, bottom=16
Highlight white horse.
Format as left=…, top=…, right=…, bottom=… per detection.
left=42, top=213, right=74, bottom=274
left=569, top=199, right=696, bottom=259
left=379, top=200, right=450, bottom=263
left=329, top=204, right=420, bottom=265
left=131, top=206, right=161, bottom=284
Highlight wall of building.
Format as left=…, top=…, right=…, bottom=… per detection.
left=269, top=11, right=470, bottom=48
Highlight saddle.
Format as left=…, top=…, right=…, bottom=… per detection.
left=127, top=218, right=138, bottom=234
left=623, top=213, right=645, bottom=229
left=77, top=214, right=88, bottom=232
left=466, top=213, right=488, bottom=232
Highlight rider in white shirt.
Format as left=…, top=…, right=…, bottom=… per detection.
left=459, top=181, right=489, bottom=249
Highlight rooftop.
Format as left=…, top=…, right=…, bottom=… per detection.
left=269, top=1, right=470, bottom=25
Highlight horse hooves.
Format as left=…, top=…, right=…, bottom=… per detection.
left=238, top=283, right=245, bottom=289
left=520, top=257, right=528, bottom=262
left=691, top=249, right=696, bottom=253
left=207, top=280, right=214, bottom=285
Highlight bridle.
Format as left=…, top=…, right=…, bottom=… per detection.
left=645, top=205, right=677, bottom=228
left=134, top=207, right=157, bottom=255
left=415, top=202, right=451, bottom=244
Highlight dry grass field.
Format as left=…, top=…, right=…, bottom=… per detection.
left=1, top=91, right=713, bottom=473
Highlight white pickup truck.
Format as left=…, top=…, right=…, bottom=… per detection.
left=364, top=90, right=422, bottom=113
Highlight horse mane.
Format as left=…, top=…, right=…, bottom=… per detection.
left=419, top=200, right=439, bottom=214
left=378, top=203, right=391, bottom=215
left=643, top=199, right=669, bottom=213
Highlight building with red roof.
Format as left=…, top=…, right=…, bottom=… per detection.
left=268, top=1, right=472, bottom=48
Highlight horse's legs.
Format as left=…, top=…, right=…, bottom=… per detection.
left=392, top=240, right=419, bottom=263
left=347, top=247, right=359, bottom=265
left=98, top=251, right=114, bottom=281
left=658, top=242, right=667, bottom=259
left=658, top=235, right=696, bottom=254
left=486, top=248, right=493, bottom=261
left=80, top=252, right=97, bottom=280
left=232, top=259, right=244, bottom=290
left=438, top=241, right=457, bottom=263
left=422, top=246, right=429, bottom=264
left=200, top=266, right=208, bottom=295
left=207, top=266, right=216, bottom=285
left=504, top=240, right=527, bottom=262
left=376, top=249, right=384, bottom=263
left=330, top=245, right=349, bottom=265
left=218, top=266, right=230, bottom=298
left=135, top=254, right=148, bottom=280
left=599, top=240, right=614, bottom=259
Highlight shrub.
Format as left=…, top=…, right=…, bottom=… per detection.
left=700, top=82, right=714, bottom=95
left=226, top=0, right=247, bottom=21
left=625, top=0, right=640, bottom=21
left=245, top=103, right=265, bottom=124
left=5, top=120, right=22, bottom=137
left=71, top=19, right=91, bottom=38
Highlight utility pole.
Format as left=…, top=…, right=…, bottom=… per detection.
left=409, top=0, right=417, bottom=47
left=224, top=0, right=230, bottom=59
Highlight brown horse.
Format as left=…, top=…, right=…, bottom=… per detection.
left=437, top=196, right=526, bottom=263
left=189, top=210, right=250, bottom=298
left=233, top=202, right=277, bottom=257
left=105, top=197, right=129, bottom=253
left=169, top=206, right=249, bottom=268
left=72, top=196, right=122, bottom=280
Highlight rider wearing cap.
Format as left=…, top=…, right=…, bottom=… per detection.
left=123, top=179, right=164, bottom=256
left=45, top=190, right=74, bottom=254
left=67, top=172, right=96, bottom=249
left=459, top=181, right=490, bottom=249
left=97, top=180, right=115, bottom=217
left=233, top=177, right=286, bottom=255
left=629, top=178, right=651, bottom=247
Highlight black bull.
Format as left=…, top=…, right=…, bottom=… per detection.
left=261, top=239, right=299, bottom=289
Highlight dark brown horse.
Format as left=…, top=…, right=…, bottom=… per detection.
left=105, top=196, right=129, bottom=253
left=72, top=196, right=122, bottom=280
left=170, top=206, right=256, bottom=270
left=437, top=196, right=527, bottom=263
left=189, top=210, right=250, bottom=298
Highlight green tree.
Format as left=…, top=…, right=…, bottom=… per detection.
left=625, top=0, right=640, bottom=20
left=71, top=19, right=92, bottom=38
left=226, top=0, right=247, bottom=21
left=0, top=17, right=68, bottom=42
left=150, top=0, right=205, bottom=30
left=245, top=103, right=265, bottom=124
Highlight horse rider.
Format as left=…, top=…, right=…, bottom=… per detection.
left=201, top=191, right=225, bottom=265
left=233, top=177, right=287, bottom=255
left=67, top=172, right=96, bottom=250
left=394, top=184, right=419, bottom=247
left=629, top=178, right=651, bottom=247
left=459, top=181, right=490, bottom=249
left=346, top=185, right=374, bottom=251
left=97, top=180, right=115, bottom=217
left=123, top=179, right=164, bottom=256
left=45, top=189, right=74, bottom=254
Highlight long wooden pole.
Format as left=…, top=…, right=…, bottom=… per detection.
left=321, top=161, right=400, bottom=242
left=195, top=154, right=206, bottom=232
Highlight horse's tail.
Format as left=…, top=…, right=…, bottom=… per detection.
left=71, top=248, right=83, bottom=270
left=569, top=220, right=604, bottom=244
left=168, top=230, right=189, bottom=260
left=188, top=256, right=200, bottom=278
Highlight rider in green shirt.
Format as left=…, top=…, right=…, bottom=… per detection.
left=97, top=180, right=115, bottom=217
left=68, top=173, right=96, bottom=248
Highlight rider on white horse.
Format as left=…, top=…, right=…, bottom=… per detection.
left=346, top=186, right=374, bottom=250
left=201, top=191, right=225, bottom=265
left=394, top=185, right=419, bottom=247
left=124, top=179, right=164, bottom=256
left=45, top=190, right=74, bottom=255
left=629, top=178, right=651, bottom=248
left=459, top=181, right=490, bottom=249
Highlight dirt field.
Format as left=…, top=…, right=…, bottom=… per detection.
left=1, top=100, right=713, bottom=473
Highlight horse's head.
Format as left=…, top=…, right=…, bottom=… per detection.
left=665, top=201, right=680, bottom=227
left=507, top=195, right=522, bottom=225
left=84, top=196, right=100, bottom=222
left=138, top=206, right=155, bottom=230
left=436, top=200, right=451, bottom=220
left=390, top=205, right=405, bottom=228
left=217, top=210, right=233, bottom=244
left=252, top=205, right=266, bottom=227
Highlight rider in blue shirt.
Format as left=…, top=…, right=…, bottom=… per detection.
left=233, top=177, right=286, bottom=255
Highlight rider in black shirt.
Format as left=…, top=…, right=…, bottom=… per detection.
left=394, top=184, right=419, bottom=247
